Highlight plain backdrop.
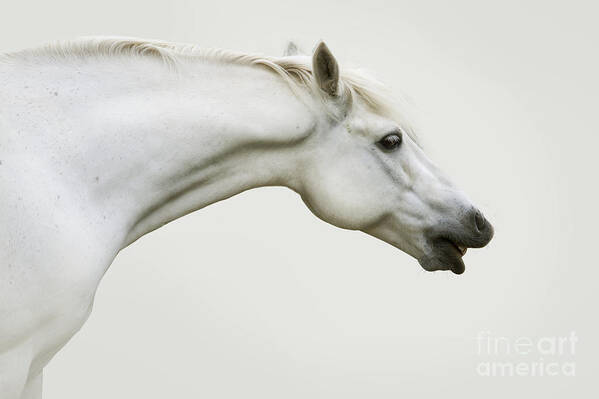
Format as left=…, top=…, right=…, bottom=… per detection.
left=1, top=0, right=597, bottom=398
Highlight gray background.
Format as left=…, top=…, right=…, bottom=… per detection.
left=1, top=0, right=596, bottom=397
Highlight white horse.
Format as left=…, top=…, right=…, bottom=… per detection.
left=0, top=37, right=493, bottom=398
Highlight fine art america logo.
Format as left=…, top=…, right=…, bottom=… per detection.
left=476, top=331, right=577, bottom=377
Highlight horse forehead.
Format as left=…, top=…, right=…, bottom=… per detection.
left=346, top=112, right=397, bottom=138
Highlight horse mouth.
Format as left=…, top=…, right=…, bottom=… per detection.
left=419, top=237, right=469, bottom=275
left=451, top=242, right=468, bottom=256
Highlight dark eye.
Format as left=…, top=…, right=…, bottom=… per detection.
left=378, top=131, right=403, bottom=151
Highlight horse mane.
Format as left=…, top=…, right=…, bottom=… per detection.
left=1, top=37, right=417, bottom=140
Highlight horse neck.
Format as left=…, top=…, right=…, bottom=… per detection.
left=10, top=56, right=317, bottom=250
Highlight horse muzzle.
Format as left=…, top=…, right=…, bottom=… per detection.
left=419, top=208, right=494, bottom=274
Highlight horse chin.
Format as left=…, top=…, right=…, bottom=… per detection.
left=418, top=238, right=467, bottom=275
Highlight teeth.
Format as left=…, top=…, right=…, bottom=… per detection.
left=458, top=246, right=467, bottom=256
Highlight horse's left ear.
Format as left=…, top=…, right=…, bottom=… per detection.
left=312, top=42, right=340, bottom=97
left=284, top=41, right=301, bottom=56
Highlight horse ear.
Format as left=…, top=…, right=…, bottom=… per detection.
left=284, top=41, right=301, bottom=56
left=312, top=41, right=340, bottom=97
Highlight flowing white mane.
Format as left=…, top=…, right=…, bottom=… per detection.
left=2, top=37, right=417, bottom=139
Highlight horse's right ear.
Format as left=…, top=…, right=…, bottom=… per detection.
left=312, top=42, right=340, bottom=97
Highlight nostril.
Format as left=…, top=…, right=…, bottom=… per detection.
left=474, top=210, right=486, bottom=231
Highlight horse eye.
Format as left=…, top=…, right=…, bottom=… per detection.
left=378, top=132, right=403, bottom=151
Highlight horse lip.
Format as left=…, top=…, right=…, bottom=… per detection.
left=453, top=242, right=468, bottom=256
left=419, top=237, right=468, bottom=274
left=446, top=239, right=467, bottom=274
left=441, top=237, right=468, bottom=258
left=450, top=260, right=465, bottom=274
